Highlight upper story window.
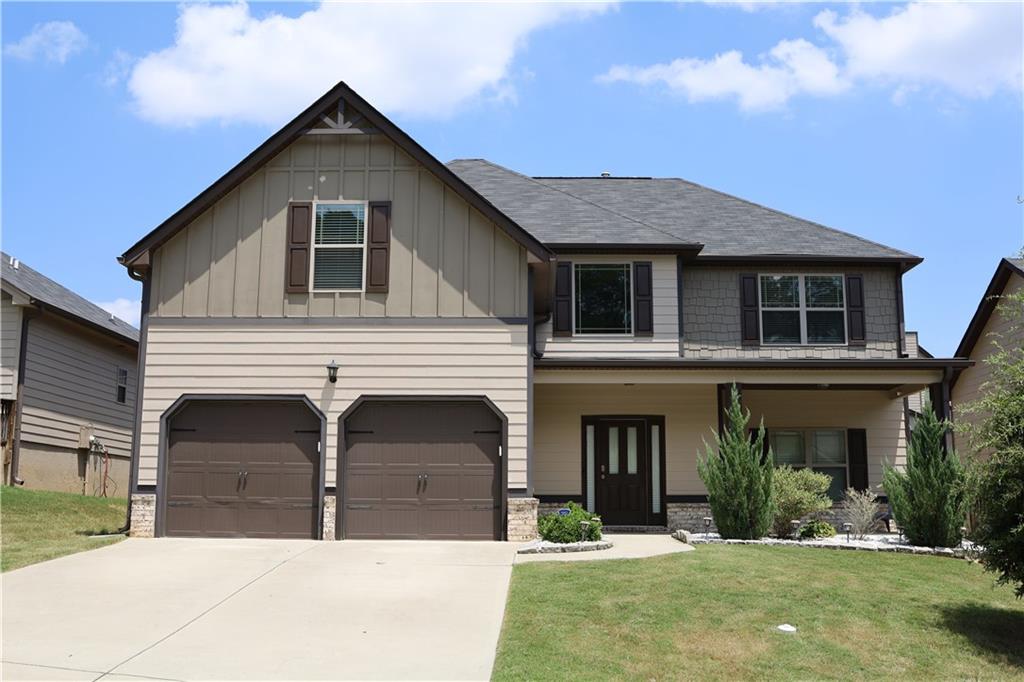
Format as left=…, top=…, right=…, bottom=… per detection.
left=759, top=274, right=846, bottom=345
left=115, top=367, right=128, bottom=404
left=770, top=428, right=848, bottom=500
left=574, top=264, right=632, bottom=335
left=311, top=202, right=366, bottom=292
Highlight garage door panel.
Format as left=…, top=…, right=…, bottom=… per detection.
left=164, top=400, right=320, bottom=539
left=342, top=401, right=501, bottom=540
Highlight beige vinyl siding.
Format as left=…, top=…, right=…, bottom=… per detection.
left=682, top=265, right=900, bottom=359
left=1, top=292, right=23, bottom=398
left=19, top=314, right=137, bottom=458
left=533, top=383, right=716, bottom=495
left=149, top=135, right=528, bottom=320
left=952, top=273, right=1024, bottom=456
left=744, top=389, right=907, bottom=490
left=536, top=254, right=679, bottom=358
left=138, top=321, right=529, bottom=489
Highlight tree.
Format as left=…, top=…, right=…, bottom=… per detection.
left=960, top=285, right=1024, bottom=596
left=883, top=404, right=967, bottom=548
left=697, top=384, right=775, bottom=539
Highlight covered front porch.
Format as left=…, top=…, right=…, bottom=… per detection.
left=530, top=360, right=963, bottom=531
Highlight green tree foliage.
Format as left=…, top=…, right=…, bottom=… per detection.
left=883, top=404, right=967, bottom=548
left=961, top=286, right=1024, bottom=597
left=771, top=466, right=833, bottom=537
left=697, top=384, right=775, bottom=539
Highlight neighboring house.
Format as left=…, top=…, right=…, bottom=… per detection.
left=117, top=82, right=969, bottom=541
left=951, top=257, right=1024, bottom=456
left=1, top=253, right=139, bottom=496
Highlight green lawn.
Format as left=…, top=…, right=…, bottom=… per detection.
left=493, top=545, right=1024, bottom=681
left=1, top=486, right=127, bottom=571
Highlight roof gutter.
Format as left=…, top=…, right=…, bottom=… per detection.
left=546, top=243, right=704, bottom=256
left=534, top=357, right=973, bottom=371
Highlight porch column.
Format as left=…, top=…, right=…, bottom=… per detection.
left=928, top=367, right=955, bottom=452
left=716, top=382, right=742, bottom=434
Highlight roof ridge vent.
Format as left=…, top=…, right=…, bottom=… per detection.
left=600, top=171, right=611, bottom=178
left=11, top=256, right=19, bottom=269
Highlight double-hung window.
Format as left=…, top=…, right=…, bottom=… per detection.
left=311, top=202, right=367, bottom=292
left=759, top=274, right=846, bottom=345
left=574, top=263, right=632, bottom=335
left=770, top=429, right=849, bottom=500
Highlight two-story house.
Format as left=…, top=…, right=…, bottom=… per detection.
left=118, top=82, right=968, bottom=541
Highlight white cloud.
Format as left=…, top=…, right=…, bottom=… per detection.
left=96, top=298, right=141, bottom=327
left=102, top=49, right=135, bottom=88
left=126, top=1, right=611, bottom=127
left=814, top=3, right=1022, bottom=99
left=4, top=21, right=88, bottom=64
left=600, top=2, right=1022, bottom=111
left=600, top=38, right=846, bottom=111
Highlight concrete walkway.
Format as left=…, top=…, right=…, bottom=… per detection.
left=515, top=533, right=694, bottom=563
left=2, top=538, right=517, bottom=681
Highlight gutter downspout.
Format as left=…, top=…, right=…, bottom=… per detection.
left=119, top=268, right=150, bottom=534
left=8, top=307, right=36, bottom=486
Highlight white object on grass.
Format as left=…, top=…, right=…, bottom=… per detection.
left=777, top=624, right=797, bottom=633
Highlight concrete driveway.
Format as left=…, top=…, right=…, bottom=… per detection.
left=2, top=538, right=517, bottom=681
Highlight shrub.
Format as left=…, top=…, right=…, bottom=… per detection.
left=842, top=487, right=881, bottom=539
left=883, top=404, right=967, bottom=548
left=697, top=384, right=775, bottom=539
left=772, top=466, right=833, bottom=538
left=799, top=520, right=836, bottom=539
left=537, top=502, right=602, bottom=543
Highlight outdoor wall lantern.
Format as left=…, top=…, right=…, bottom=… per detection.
left=326, top=360, right=339, bottom=384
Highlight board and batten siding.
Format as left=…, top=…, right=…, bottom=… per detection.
left=536, top=254, right=679, bottom=358
left=19, top=315, right=137, bottom=458
left=1, top=292, right=23, bottom=399
left=138, top=321, right=529, bottom=489
left=952, top=273, right=1023, bottom=457
left=148, top=134, right=528, bottom=320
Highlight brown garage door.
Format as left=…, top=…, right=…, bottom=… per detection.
left=164, top=400, right=320, bottom=538
left=343, top=401, right=502, bottom=540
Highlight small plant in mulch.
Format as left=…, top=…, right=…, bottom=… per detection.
left=537, top=502, right=602, bottom=543
left=799, top=520, right=837, bottom=539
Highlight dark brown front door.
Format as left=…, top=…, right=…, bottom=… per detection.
left=164, top=400, right=320, bottom=538
left=343, top=401, right=501, bottom=540
left=595, top=419, right=649, bottom=526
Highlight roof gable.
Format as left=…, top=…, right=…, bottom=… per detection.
left=120, top=82, right=551, bottom=269
left=955, top=257, right=1024, bottom=358
left=1, top=252, right=139, bottom=344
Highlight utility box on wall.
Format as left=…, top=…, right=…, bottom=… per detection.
left=78, top=423, right=94, bottom=450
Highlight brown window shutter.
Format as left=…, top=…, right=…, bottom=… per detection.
left=739, top=273, right=759, bottom=345
left=846, top=274, right=866, bottom=346
left=848, top=428, right=868, bottom=491
left=633, top=261, right=653, bottom=337
left=365, top=201, right=391, bottom=294
left=285, top=202, right=313, bottom=293
left=553, top=261, right=572, bottom=337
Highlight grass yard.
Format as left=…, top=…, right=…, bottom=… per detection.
left=493, top=545, right=1024, bottom=681
left=1, top=486, right=126, bottom=571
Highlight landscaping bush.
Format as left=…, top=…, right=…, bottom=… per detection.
left=843, top=487, right=881, bottom=539
left=772, top=466, right=833, bottom=538
left=799, top=520, right=837, bottom=539
left=883, top=404, right=967, bottom=548
left=697, top=384, right=775, bottom=540
left=537, top=502, right=602, bottom=543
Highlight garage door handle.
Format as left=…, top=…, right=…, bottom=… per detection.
left=242, top=470, right=248, bottom=486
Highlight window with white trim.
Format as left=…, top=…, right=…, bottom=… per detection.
left=115, top=367, right=128, bottom=404
left=574, top=263, right=632, bottom=335
left=759, top=274, right=846, bottom=345
left=770, top=428, right=848, bottom=500
left=311, top=202, right=366, bottom=291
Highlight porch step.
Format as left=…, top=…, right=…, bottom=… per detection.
left=602, top=525, right=670, bottom=534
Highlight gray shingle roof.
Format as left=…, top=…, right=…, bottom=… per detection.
left=447, top=159, right=918, bottom=260
left=1, top=252, right=139, bottom=344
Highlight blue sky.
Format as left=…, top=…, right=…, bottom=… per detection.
left=2, top=1, right=1021, bottom=356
